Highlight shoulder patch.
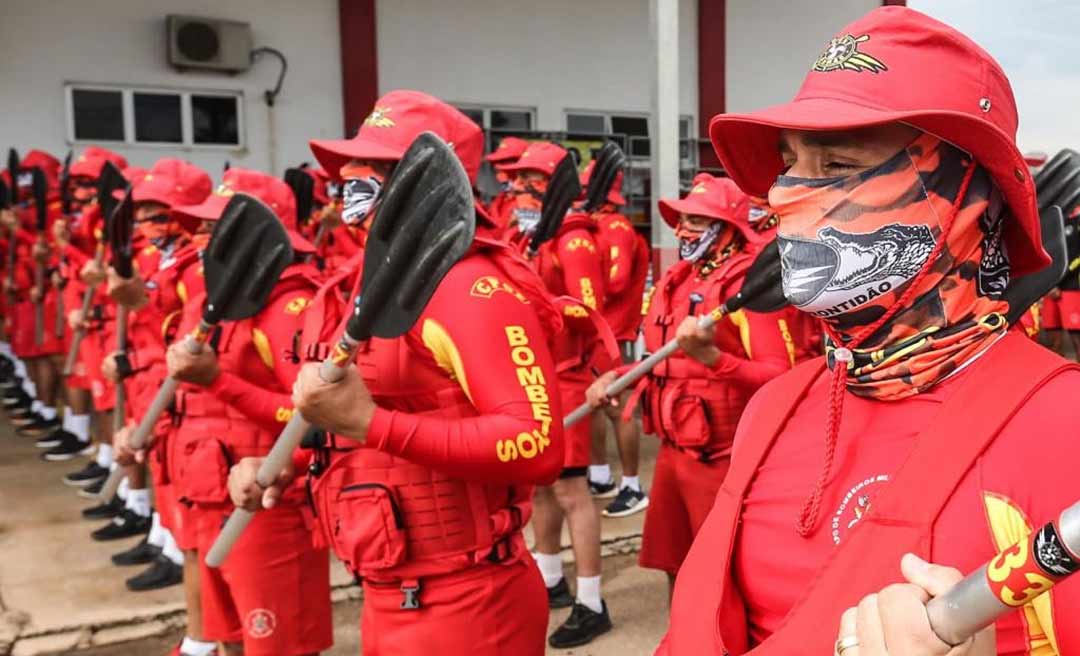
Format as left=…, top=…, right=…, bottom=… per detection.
left=252, top=328, right=275, bottom=370
left=469, top=275, right=530, bottom=304
left=284, top=296, right=309, bottom=315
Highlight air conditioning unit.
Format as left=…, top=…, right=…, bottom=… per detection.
left=167, top=15, right=253, bottom=73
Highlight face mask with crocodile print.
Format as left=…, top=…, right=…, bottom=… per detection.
left=769, top=133, right=1011, bottom=400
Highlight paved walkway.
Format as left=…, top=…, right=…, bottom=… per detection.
left=0, top=418, right=664, bottom=655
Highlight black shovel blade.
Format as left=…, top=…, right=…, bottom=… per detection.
left=59, top=151, right=72, bottom=215
left=528, top=154, right=581, bottom=253
left=97, top=161, right=128, bottom=221
left=1005, top=206, right=1067, bottom=326
left=0, top=178, right=9, bottom=210
left=284, top=167, right=315, bottom=226
left=1035, top=149, right=1080, bottom=212
left=583, top=142, right=627, bottom=212
left=31, top=167, right=48, bottom=232
left=354, top=132, right=474, bottom=340
left=6, top=149, right=18, bottom=199
left=727, top=240, right=788, bottom=314
left=107, top=189, right=135, bottom=279
left=202, top=193, right=295, bottom=323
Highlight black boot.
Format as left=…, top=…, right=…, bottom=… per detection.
left=112, top=535, right=162, bottom=566
left=547, top=576, right=574, bottom=609
left=92, top=509, right=151, bottom=541
left=41, top=431, right=94, bottom=461
left=82, top=494, right=124, bottom=520
left=63, top=461, right=109, bottom=487
left=16, top=413, right=60, bottom=437
left=548, top=601, right=613, bottom=648
left=126, top=555, right=183, bottom=591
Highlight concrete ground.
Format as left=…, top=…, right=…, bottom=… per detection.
left=0, top=414, right=666, bottom=655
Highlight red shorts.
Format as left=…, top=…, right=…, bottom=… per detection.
left=639, top=444, right=730, bottom=575
left=558, top=379, right=591, bottom=471
left=1058, top=290, right=1080, bottom=330
left=1042, top=296, right=1061, bottom=330
left=360, top=558, right=547, bottom=656
left=197, top=504, right=332, bottom=655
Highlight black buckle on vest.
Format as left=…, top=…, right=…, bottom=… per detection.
left=486, top=536, right=512, bottom=564
left=114, top=353, right=133, bottom=380
left=400, top=580, right=421, bottom=611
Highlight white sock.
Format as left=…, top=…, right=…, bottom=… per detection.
left=148, top=512, right=165, bottom=547
left=39, top=405, right=57, bottom=420
left=31, top=399, right=44, bottom=414
left=14, top=359, right=28, bottom=379
left=577, top=575, right=603, bottom=613
left=68, top=414, right=91, bottom=443
left=180, top=637, right=217, bottom=656
left=163, top=531, right=184, bottom=566
left=588, top=464, right=612, bottom=485
left=534, top=551, right=564, bottom=588
left=0, top=341, right=11, bottom=357
left=96, top=443, right=114, bottom=467
left=126, top=488, right=151, bottom=518
left=620, top=475, right=641, bottom=492
left=117, top=476, right=130, bottom=500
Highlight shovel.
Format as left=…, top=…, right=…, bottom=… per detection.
left=927, top=209, right=1071, bottom=644
left=205, top=131, right=475, bottom=567
left=4, top=149, right=18, bottom=304
left=525, top=153, right=581, bottom=258
left=30, top=167, right=47, bottom=346
left=63, top=161, right=127, bottom=376
left=126, top=193, right=295, bottom=451
left=582, top=142, right=626, bottom=213
left=563, top=240, right=788, bottom=427
left=54, top=152, right=73, bottom=340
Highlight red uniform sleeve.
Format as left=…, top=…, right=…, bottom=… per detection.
left=556, top=227, right=604, bottom=312
left=206, top=288, right=313, bottom=433
left=602, top=215, right=638, bottom=295
left=366, top=262, right=565, bottom=485
left=712, top=308, right=793, bottom=391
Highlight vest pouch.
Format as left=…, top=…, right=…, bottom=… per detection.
left=330, top=482, right=407, bottom=573
left=177, top=437, right=231, bottom=504
left=660, top=386, right=711, bottom=449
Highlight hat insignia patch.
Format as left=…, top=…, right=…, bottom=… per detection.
left=813, top=34, right=887, bottom=74
left=364, top=106, right=395, bottom=128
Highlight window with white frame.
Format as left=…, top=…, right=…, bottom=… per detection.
left=564, top=111, right=694, bottom=164
left=66, top=84, right=244, bottom=148
left=455, top=104, right=535, bottom=133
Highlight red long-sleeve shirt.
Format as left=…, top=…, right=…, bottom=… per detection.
left=596, top=210, right=649, bottom=342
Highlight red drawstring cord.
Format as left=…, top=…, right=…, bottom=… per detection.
left=794, top=162, right=977, bottom=537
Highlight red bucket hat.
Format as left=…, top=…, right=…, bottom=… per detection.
left=579, top=159, right=627, bottom=206
left=19, top=150, right=62, bottom=191
left=126, top=159, right=212, bottom=208
left=498, top=142, right=568, bottom=176
left=484, top=136, right=529, bottom=163
left=658, top=174, right=754, bottom=241
left=171, top=167, right=314, bottom=253
left=708, top=6, right=1046, bottom=275
left=70, top=146, right=129, bottom=180
left=310, top=89, right=483, bottom=184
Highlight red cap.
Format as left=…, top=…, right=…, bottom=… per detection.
left=171, top=167, right=313, bottom=253
left=658, top=174, right=754, bottom=241
left=579, top=159, right=627, bottom=206
left=19, top=150, right=62, bottom=190
left=122, top=166, right=148, bottom=182
left=127, top=159, right=212, bottom=208
left=310, top=89, right=483, bottom=184
left=70, top=146, right=129, bottom=180
left=498, top=142, right=568, bottom=176
left=708, top=6, right=1046, bottom=275
left=484, top=136, right=529, bottom=163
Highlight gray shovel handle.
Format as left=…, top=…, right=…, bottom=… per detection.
left=63, top=280, right=102, bottom=376
left=206, top=358, right=350, bottom=567
left=926, top=499, right=1080, bottom=645
left=128, top=334, right=203, bottom=450
left=97, top=465, right=125, bottom=502
left=563, top=312, right=720, bottom=427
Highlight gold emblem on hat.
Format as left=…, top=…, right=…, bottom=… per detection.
left=690, top=183, right=708, bottom=194
left=813, top=34, right=887, bottom=74
left=364, top=106, right=395, bottom=128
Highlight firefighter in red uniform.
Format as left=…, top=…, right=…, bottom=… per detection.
left=227, top=90, right=566, bottom=656
left=578, top=160, right=652, bottom=517
left=484, top=135, right=529, bottom=233
left=2, top=150, right=65, bottom=439
left=501, top=141, right=615, bottom=646
left=588, top=173, right=793, bottom=596
left=124, top=168, right=332, bottom=656
left=659, top=7, right=1080, bottom=656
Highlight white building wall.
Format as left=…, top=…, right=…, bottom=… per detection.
left=376, top=0, right=698, bottom=133
left=0, top=0, right=343, bottom=176
left=725, top=0, right=879, bottom=113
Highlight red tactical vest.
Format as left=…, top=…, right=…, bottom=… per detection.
left=659, top=332, right=1076, bottom=655
left=631, top=253, right=754, bottom=458
left=173, top=266, right=319, bottom=507
left=306, top=241, right=556, bottom=584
